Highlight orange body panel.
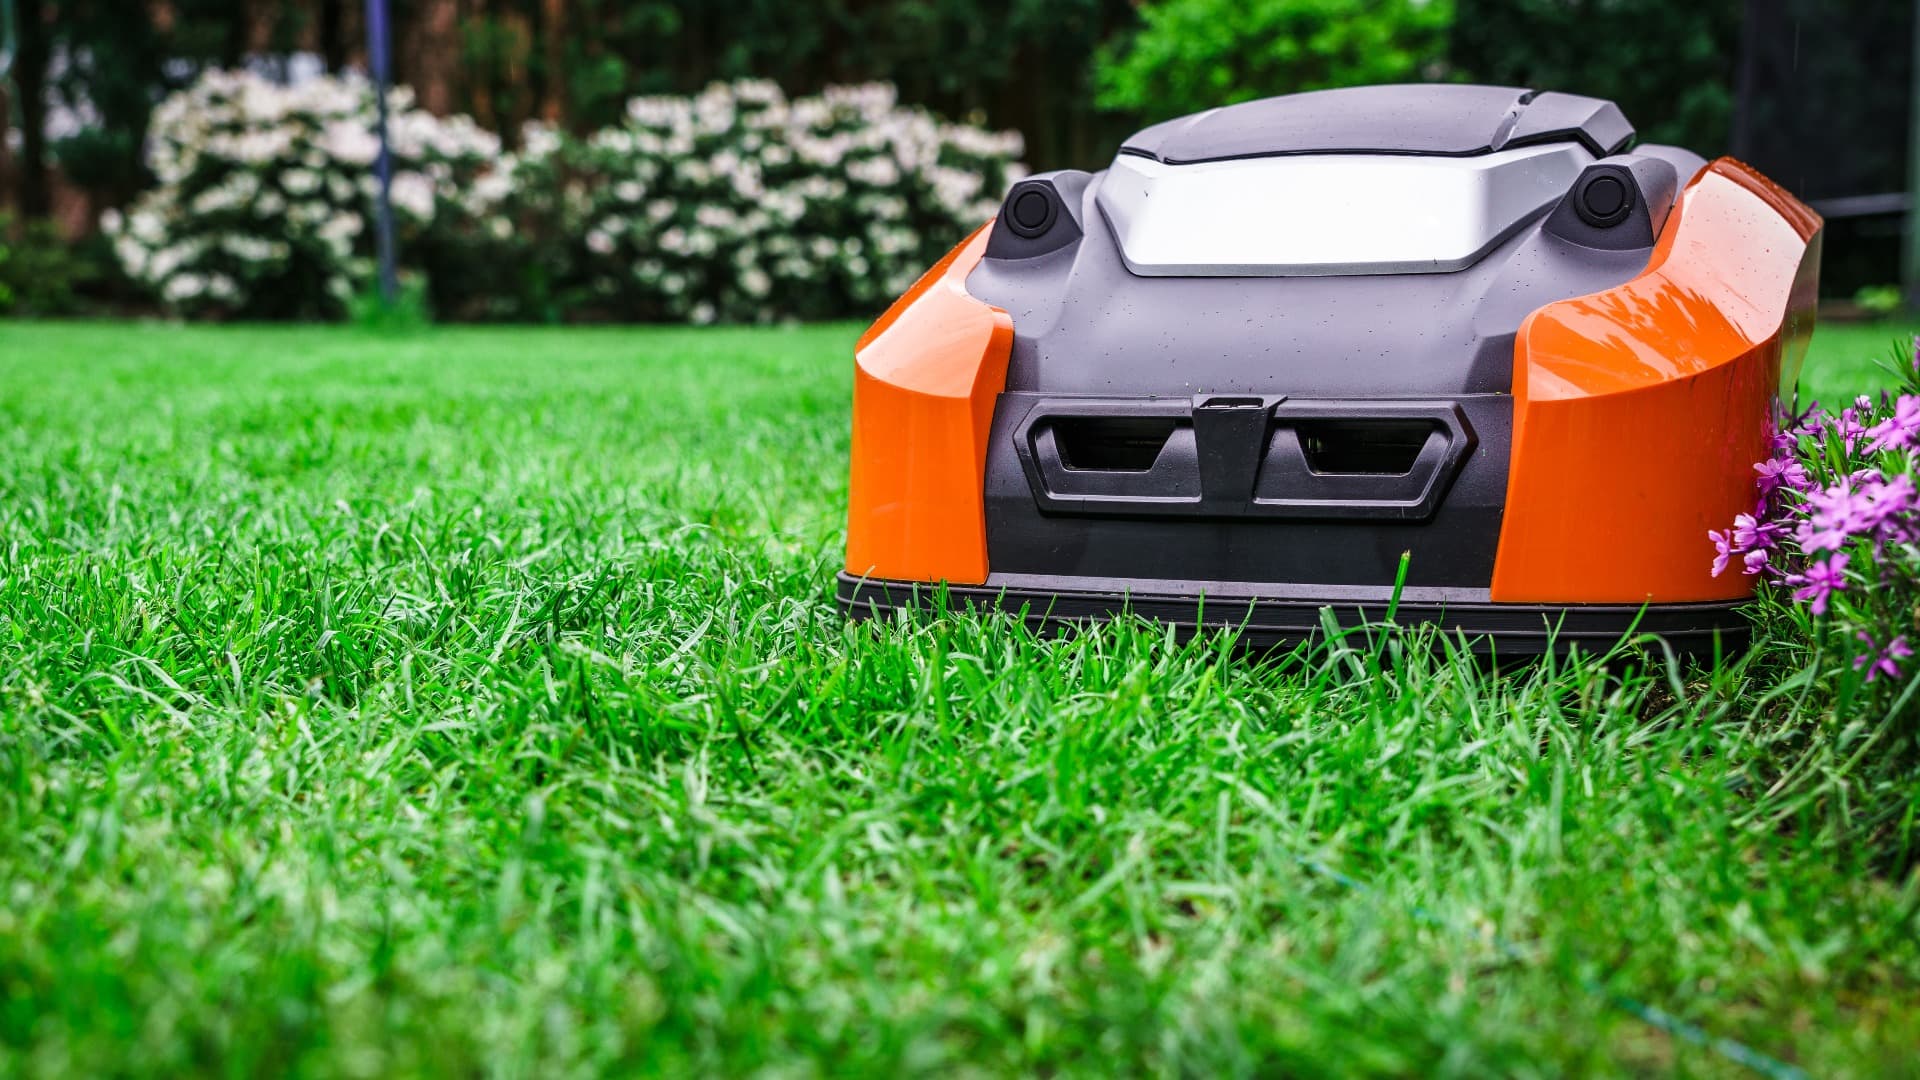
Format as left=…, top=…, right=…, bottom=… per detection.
left=1491, top=159, right=1822, bottom=603
left=845, top=224, right=1013, bottom=584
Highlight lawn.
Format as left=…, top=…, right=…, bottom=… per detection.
left=1, top=317, right=1917, bottom=1076
left=1797, top=317, right=1920, bottom=405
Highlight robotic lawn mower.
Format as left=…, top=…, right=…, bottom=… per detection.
left=838, top=84, right=1823, bottom=653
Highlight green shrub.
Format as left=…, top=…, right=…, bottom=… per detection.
left=448, top=81, right=1024, bottom=324
left=0, top=215, right=106, bottom=316
left=105, top=72, right=1026, bottom=324
left=1093, top=0, right=1454, bottom=121
left=1855, top=284, right=1904, bottom=317
left=348, top=272, right=435, bottom=331
left=102, top=70, right=500, bottom=320
left=1449, top=0, right=1738, bottom=154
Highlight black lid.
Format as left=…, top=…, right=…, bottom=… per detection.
left=1120, top=84, right=1635, bottom=164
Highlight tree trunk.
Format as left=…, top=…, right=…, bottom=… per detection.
left=538, top=0, right=564, bottom=124
left=223, top=0, right=251, bottom=66
left=396, top=0, right=457, bottom=114
left=14, top=0, right=50, bottom=219
left=319, top=0, right=348, bottom=72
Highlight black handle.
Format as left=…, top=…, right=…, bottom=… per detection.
left=1014, top=396, right=1476, bottom=522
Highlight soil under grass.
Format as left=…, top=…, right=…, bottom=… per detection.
left=1, top=319, right=1917, bottom=1076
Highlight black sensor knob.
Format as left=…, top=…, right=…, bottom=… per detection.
left=1005, top=183, right=1059, bottom=238
left=1574, top=171, right=1634, bottom=228
left=985, top=171, right=1089, bottom=260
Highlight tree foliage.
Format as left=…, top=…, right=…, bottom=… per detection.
left=1448, top=0, right=1740, bottom=154
left=1093, top=0, right=1453, bottom=122
left=437, top=0, right=1137, bottom=169
left=33, top=0, right=308, bottom=203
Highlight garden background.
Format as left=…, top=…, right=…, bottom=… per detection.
left=1, top=0, right=1917, bottom=321
left=7, top=1, right=1920, bottom=1076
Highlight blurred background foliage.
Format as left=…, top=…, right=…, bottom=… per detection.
left=0, top=0, right=1913, bottom=310
left=1095, top=0, right=1454, bottom=122
left=1450, top=0, right=1740, bottom=156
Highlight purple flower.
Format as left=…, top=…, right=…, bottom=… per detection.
left=1865, top=472, right=1918, bottom=536
left=1834, top=407, right=1868, bottom=451
left=1776, top=401, right=1824, bottom=451
left=1853, top=632, right=1913, bottom=683
left=1795, top=407, right=1829, bottom=441
left=1709, top=527, right=1735, bottom=577
left=1796, top=481, right=1879, bottom=553
left=1881, top=635, right=1909, bottom=677
left=1755, top=457, right=1811, bottom=498
left=1865, top=395, right=1920, bottom=453
left=1787, top=552, right=1849, bottom=616
left=1715, top=392, right=1918, bottom=618
left=1873, top=470, right=1920, bottom=541
left=1712, top=512, right=1789, bottom=578
left=1816, top=472, right=1920, bottom=547
left=1731, top=512, right=1783, bottom=551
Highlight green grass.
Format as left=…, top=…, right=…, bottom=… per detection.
left=1798, top=317, right=1920, bottom=404
left=0, top=319, right=1917, bottom=1077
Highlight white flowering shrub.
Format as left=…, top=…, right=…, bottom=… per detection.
left=104, top=69, right=500, bottom=319
left=504, top=80, right=1025, bottom=323
left=106, top=73, right=1025, bottom=323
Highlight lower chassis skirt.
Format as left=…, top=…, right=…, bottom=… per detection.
left=835, top=572, right=1750, bottom=655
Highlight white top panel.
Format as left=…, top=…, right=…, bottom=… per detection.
left=1096, top=143, right=1594, bottom=277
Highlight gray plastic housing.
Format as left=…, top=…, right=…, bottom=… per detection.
left=960, top=86, right=1702, bottom=591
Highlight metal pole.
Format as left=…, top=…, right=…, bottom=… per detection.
left=366, top=0, right=397, bottom=305
left=1, top=0, right=15, bottom=149
left=0, top=0, right=13, bottom=212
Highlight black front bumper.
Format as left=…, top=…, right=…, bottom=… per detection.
left=982, top=393, right=1515, bottom=591
left=836, top=572, right=1750, bottom=655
